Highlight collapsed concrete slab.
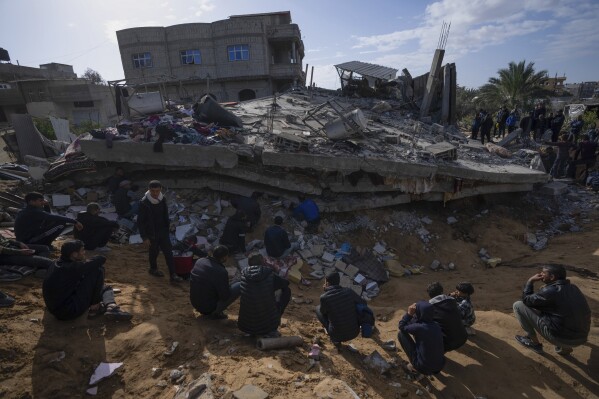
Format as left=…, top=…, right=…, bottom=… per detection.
left=77, top=91, right=549, bottom=211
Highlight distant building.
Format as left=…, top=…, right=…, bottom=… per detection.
left=563, top=81, right=599, bottom=99
left=116, top=11, right=305, bottom=102
left=0, top=62, right=116, bottom=126
left=541, top=75, right=566, bottom=95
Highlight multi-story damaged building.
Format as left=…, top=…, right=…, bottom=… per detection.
left=116, top=11, right=305, bottom=102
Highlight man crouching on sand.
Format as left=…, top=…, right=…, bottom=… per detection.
left=43, top=240, right=132, bottom=321
left=513, top=265, right=590, bottom=355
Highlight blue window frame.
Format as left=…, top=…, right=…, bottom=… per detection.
left=180, top=49, right=201, bottom=65
left=227, top=44, right=249, bottom=61
left=132, top=52, right=152, bottom=68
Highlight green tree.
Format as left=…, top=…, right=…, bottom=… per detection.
left=455, top=85, right=481, bottom=124
left=479, top=60, right=552, bottom=111
left=80, top=68, right=106, bottom=85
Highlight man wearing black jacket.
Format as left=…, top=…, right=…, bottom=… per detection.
left=189, top=246, right=240, bottom=319
left=237, top=253, right=291, bottom=337
left=137, top=180, right=182, bottom=282
left=264, top=216, right=299, bottom=258
left=427, top=282, right=468, bottom=352
left=316, top=271, right=365, bottom=344
left=220, top=210, right=248, bottom=254
left=74, top=203, right=119, bottom=251
left=42, top=240, right=131, bottom=321
left=514, top=265, right=591, bottom=355
left=15, top=192, right=83, bottom=247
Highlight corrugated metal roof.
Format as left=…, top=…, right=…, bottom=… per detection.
left=335, top=61, right=397, bottom=80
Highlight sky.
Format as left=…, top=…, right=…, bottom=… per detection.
left=1, top=0, right=598, bottom=90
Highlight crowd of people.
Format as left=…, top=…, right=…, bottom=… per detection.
left=0, top=181, right=592, bottom=384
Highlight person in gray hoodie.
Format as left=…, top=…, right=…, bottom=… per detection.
left=398, top=300, right=445, bottom=376
left=427, top=282, right=468, bottom=352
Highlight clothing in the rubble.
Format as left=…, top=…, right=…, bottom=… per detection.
left=429, top=294, right=468, bottom=352
left=74, top=211, right=118, bottom=250
left=237, top=263, right=290, bottom=336
left=398, top=301, right=445, bottom=376
left=43, top=254, right=114, bottom=320
left=220, top=211, right=248, bottom=254
left=137, top=191, right=176, bottom=277
left=190, top=256, right=240, bottom=316
left=293, top=199, right=320, bottom=233
left=316, top=284, right=366, bottom=343
left=0, top=235, right=54, bottom=270
left=264, top=219, right=293, bottom=258
left=231, top=195, right=261, bottom=228
left=15, top=205, right=77, bottom=246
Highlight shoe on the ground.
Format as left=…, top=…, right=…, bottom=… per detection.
left=0, top=269, right=22, bottom=282
left=263, top=330, right=281, bottom=338
left=555, top=346, right=573, bottom=356
left=209, top=311, right=228, bottom=320
left=87, top=303, right=106, bottom=319
left=170, top=273, right=183, bottom=283
left=0, top=291, right=15, bottom=308
left=515, top=335, right=543, bottom=353
left=104, top=305, right=132, bottom=321
left=148, top=269, right=164, bottom=277
left=95, top=246, right=112, bottom=252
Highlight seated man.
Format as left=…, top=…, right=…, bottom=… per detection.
left=292, top=196, right=320, bottom=233
left=514, top=265, right=590, bottom=355
left=15, top=192, right=82, bottom=247
left=398, top=301, right=445, bottom=376
left=220, top=211, right=248, bottom=254
left=237, top=253, right=291, bottom=337
left=112, top=180, right=139, bottom=219
left=264, top=216, right=299, bottom=258
left=74, top=203, right=119, bottom=251
left=42, top=240, right=131, bottom=321
left=427, top=282, right=467, bottom=352
left=315, top=271, right=366, bottom=345
left=231, top=193, right=261, bottom=230
left=0, top=234, right=54, bottom=270
left=190, top=245, right=240, bottom=319
left=450, top=282, right=476, bottom=336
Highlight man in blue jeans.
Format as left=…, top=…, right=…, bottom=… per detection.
left=514, top=265, right=591, bottom=355
left=189, top=245, right=240, bottom=319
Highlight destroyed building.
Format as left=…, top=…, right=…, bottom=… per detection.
left=73, top=89, right=548, bottom=213
left=116, top=11, right=305, bottom=103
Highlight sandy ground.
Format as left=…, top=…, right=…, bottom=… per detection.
left=0, top=194, right=598, bottom=399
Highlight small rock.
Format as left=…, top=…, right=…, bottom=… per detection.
left=448, top=262, right=456, bottom=270
left=430, top=260, right=441, bottom=270
left=416, top=389, right=424, bottom=396
left=233, top=384, right=269, bottom=399
left=151, top=367, right=162, bottom=378
left=420, top=217, right=432, bottom=225
left=447, top=216, right=458, bottom=225
left=478, top=248, right=488, bottom=257
left=169, top=369, right=183, bottom=382
left=156, top=380, right=168, bottom=388
left=398, top=388, right=409, bottom=398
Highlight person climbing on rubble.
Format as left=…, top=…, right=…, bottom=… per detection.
left=513, top=265, right=590, bottom=355
left=315, top=271, right=367, bottom=346
left=219, top=210, right=248, bottom=254
left=112, top=180, right=139, bottom=219
left=231, top=193, right=261, bottom=231
left=264, top=216, right=299, bottom=258
left=189, top=245, right=240, bottom=320
left=292, top=195, right=320, bottom=234
left=137, top=180, right=183, bottom=283
left=398, top=301, right=445, bottom=377
left=237, top=253, right=291, bottom=338
left=450, top=282, right=476, bottom=336
left=545, top=134, right=575, bottom=178
left=42, top=240, right=132, bottom=321
left=15, top=192, right=83, bottom=247
left=427, top=282, right=467, bottom=352
left=74, top=202, right=119, bottom=252
left=479, top=110, right=494, bottom=145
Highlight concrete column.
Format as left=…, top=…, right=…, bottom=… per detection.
left=441, top=64, right=451, bottom=125
left=419, top=49, right=444, bottom=119
left=291, top=41, right=296, bottom=64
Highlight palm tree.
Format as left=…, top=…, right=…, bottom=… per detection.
left=479, top=60, right=552, bottom=110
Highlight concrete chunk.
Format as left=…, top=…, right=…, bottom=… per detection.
left=233, top=385, right=268, bottom=399
left=539, top=182, right=568, bottom=196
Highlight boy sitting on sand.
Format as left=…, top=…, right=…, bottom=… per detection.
left=451, top=282, right=476, bottom=336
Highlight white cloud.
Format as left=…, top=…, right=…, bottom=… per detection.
left=351, top=0, right=594, bottom=74
left=194, top=0, right=215, bottom=17
left=67, top=22, right=75, bottom=28
left=104, top=19, right=131, bottom=43
left=160, top=1, right=169, bottom=7
left=309, top=64, right=341, bottom=90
